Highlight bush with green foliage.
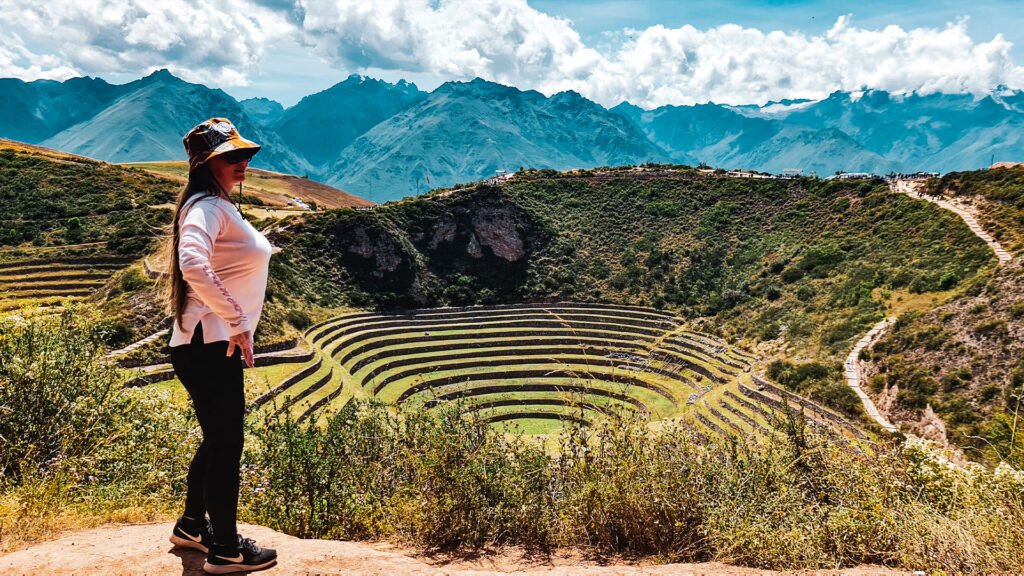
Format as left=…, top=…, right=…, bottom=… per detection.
left=0, top=148, right=176, bottom=254
left=0, top=307, right=193, bottom=528
left=767, top=359, right=861, bottom=416
left=242, top=399, right=1024, bottom=572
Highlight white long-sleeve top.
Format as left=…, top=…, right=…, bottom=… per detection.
left=169, top=194, right=273, bottom=347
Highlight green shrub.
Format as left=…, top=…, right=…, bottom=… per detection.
left=974, top=319, right=1008, bottom=339
left=284, top=308, right=312, bottom=330
left=0, top=305, right=192, bottom=494
left=117, top=267, right=150, bottom=292
left=242, top=399, right=1024, bottom=572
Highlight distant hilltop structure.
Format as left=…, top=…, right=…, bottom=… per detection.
left=825, top=172, right=874, bottom=180
left=990, top=161, right=1024, bottom=169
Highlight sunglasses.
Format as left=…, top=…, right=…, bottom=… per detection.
left=221, top=150, right=254, bottom=165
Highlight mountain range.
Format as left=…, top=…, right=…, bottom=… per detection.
left=2, top=69, right=1023, bottom=201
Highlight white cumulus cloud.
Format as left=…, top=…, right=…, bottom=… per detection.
left=0, top=0, right=293, bottom=86
left=292, top=0, right=604, bottom=87
left=0, top=33, right=78, bottom=81
left=289, top=2, right=1024, bottom=106
left=1, top=0, right=1022, bottom=107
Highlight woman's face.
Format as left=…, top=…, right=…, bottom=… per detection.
left=207, top=150, right=251, bottom=192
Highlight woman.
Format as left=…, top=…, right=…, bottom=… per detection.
left=163, top=118, right=277, bottom=574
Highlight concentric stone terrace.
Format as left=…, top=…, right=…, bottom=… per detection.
left=301, top=302, right=751, bottom=431
left=218, top=302, right=867, bottom=442
left=0, top=255, right=132, bottom=311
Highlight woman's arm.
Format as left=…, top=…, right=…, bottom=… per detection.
left=177, top=198, right=251, bottom=337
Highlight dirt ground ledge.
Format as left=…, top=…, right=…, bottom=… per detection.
left=0, top=522, right=906, bottom=576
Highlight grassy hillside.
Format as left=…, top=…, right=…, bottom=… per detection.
left=0, top=143, right=175, bottom=253
left=122, top=161, right=373, bottom=211
left=925, top=165, right=1024, bottom=254
left=863, top=167, right=1024, bottom=467
left=267, top=166, right=993, bottom=416
left=0, top=140, right=177, bottom=324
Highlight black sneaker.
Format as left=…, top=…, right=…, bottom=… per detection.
left=203, top=535, right=277, bottom=574
left=169, top=516, right=214, bottom=554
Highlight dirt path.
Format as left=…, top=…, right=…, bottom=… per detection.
left=861, top=177, right=1017, bottom=434
left=844, top=318, right=898, bottom=433
left=0, top=522, right=904, bottom=576
left=891, top=179, right=1013, bottom=264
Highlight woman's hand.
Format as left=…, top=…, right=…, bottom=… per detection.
left=227, top=330, right=255, bottom=368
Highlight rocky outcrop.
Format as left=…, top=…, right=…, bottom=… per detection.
left=347, top=225, right=405, bottom=276
left=471, top=205, right=526, bottom=261
left=278, top=187, right=547, bottom=308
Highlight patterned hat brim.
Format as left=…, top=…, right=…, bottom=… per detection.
left=189, top=135, right=261, bottom=170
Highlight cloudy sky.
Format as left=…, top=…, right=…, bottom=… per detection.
left=1, top=0, right=1022, bottom=109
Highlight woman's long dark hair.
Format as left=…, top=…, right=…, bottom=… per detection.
left=160, top=162, right=227, bottom=331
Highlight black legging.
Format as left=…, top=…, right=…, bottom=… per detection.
left=170, top=321, right=245, bottom=545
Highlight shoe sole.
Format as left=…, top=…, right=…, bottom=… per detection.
left=169, top=534, right=209, bottom=554
left=202, top=559, right=277, bottom=574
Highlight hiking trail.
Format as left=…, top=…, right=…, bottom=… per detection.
left=891, top=179, right=1013, bottom=264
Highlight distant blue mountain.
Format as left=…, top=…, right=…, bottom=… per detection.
left=0, top=76, right=128, bottom=143
left=611, top=100, right=897, bottom=175
left=613, top=89, right=1024, bottom=175
left=2, top=70, right=309, bottom=174
left=2, top=70, right=1024, bottom=198
left=41, top=70, right=310, bottom=174
left=240, top=97, right=285, bottom=126
left=272, top=74, right=426, bottom=169
left=764, top=90, right=1021, bottom=172
left=324, top=78, right=669, bottom=200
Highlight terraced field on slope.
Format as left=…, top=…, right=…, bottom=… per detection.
left=0, top=139, right=178, bottom=315
left=292, top=302, right=751, bottom=433
left=0, top=252, right=134, bottom=312
left=129, top=301, right=872, bottom=442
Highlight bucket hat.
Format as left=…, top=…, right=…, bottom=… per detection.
left=182, top=117, right=261, bottom=171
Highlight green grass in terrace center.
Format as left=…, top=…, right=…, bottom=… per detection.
left=488, top=417, right=570, bottom=436
left=334, top=335, right=656, bottom=373
left=373, top=375, right=679, bottom=416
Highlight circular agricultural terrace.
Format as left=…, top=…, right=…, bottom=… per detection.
left=247, top=302, right=865, bottom=441
left=0, top=255, right=134, bottom=312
